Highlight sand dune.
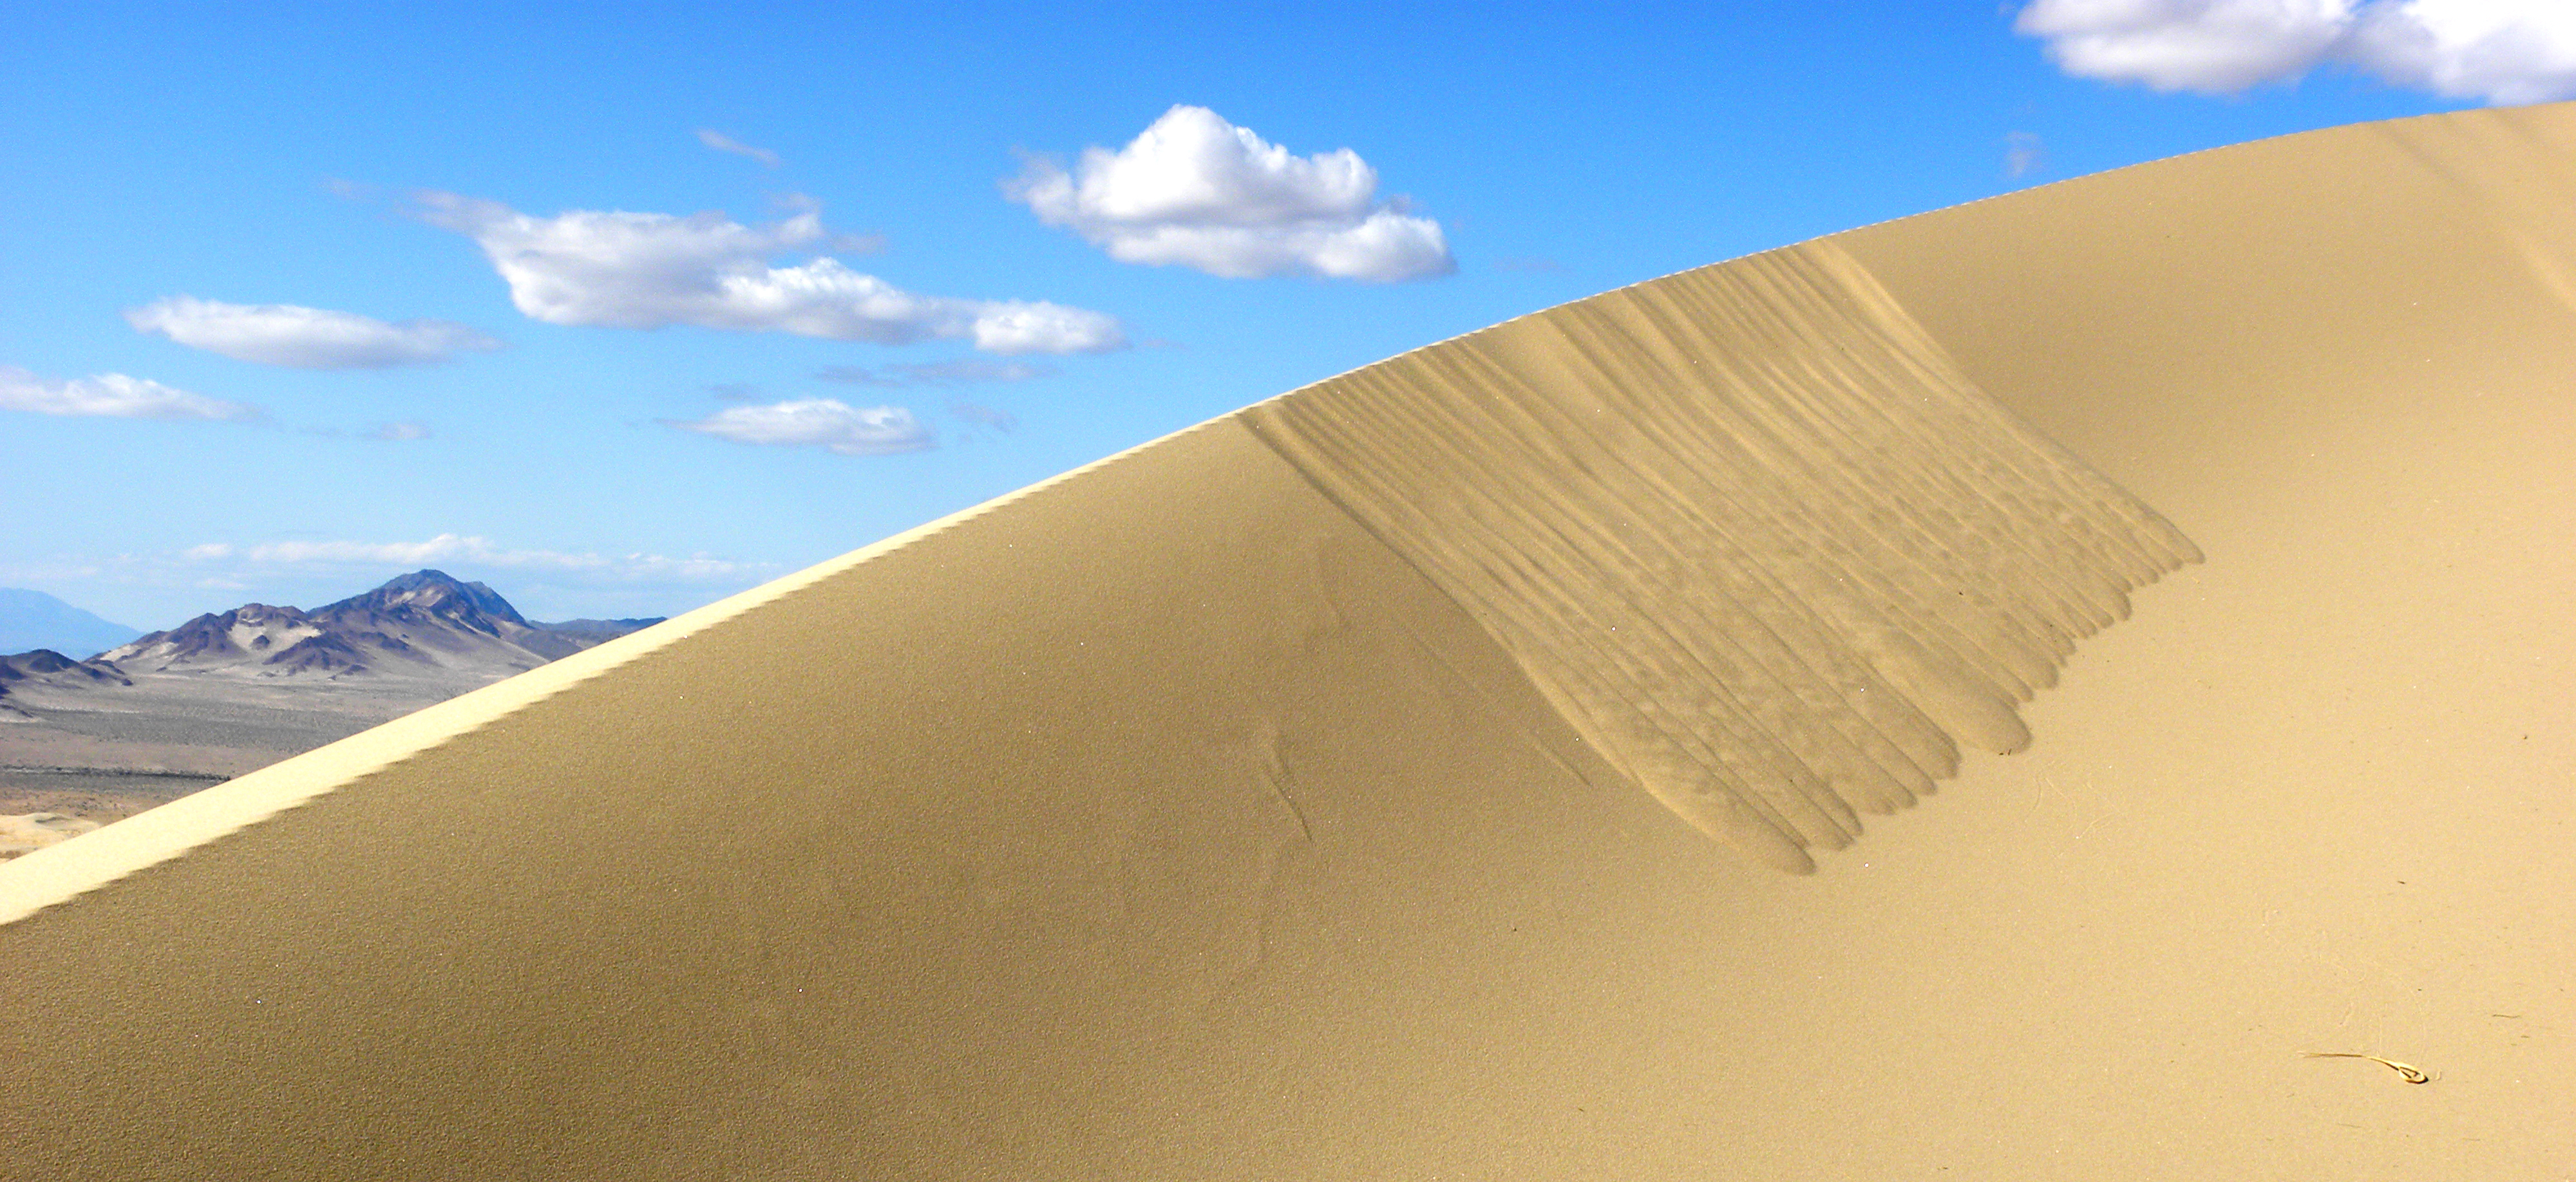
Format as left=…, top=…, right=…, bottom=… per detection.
left=4, top=104, right=2570, bottom=1178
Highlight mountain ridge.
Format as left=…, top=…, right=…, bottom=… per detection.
left=0, top=588, right=142, bottom=659
left=93, top=569, right=665, bottom=681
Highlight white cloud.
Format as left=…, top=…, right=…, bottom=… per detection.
left=965, top=299, right=1127, bottom=353
left=2016, top=0, right=2576, bottom=102
left=413, top=192, right=1126, bottom=355
left=1006, top=105, right=1457, bottom=282
left=2017, top=0, right=2356, bottom=93
left=185, top=532, right=766, bottom=582
left=2351, top=0, right=2576, bottom=102
left=243, top=536, right=587, bottom=567
left=366, top=422, right=433, bottom=441
left=0, top=365, right=258, bottom=421
left=124, top=296, right=502, bottom=368
left=696, top=128, right=782, bottom=167
left=663, top=398, right=934, bottom=456
left=816, top=358, right=1056, bottom=386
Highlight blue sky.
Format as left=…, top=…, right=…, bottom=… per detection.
left=6, top=1, right=2570, bottom=629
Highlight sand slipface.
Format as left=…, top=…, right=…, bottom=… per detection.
left=1248, top=242, right=2197, bottom=871
left=5, top=104, right=2572, bottom=1178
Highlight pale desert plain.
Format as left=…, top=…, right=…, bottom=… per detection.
left=3, top=102, right=2570, bottom=1179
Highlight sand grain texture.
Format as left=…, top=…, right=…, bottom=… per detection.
left=5, top=104, right=2571, bottom=1179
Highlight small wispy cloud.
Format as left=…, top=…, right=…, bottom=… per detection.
left=366, top=422, right=433, bottom=441
left=663, top=398, right=934, bottom=456
left=948, top=401, right=1019, bottom=433
left=0, top=365, right=259, bottom=421
left=124, top=296, right=502, bottom=369
left=696, top=128, right=782, bottom=168
left=2017, top=0, right=2576, bottom=104
left=2005, top=131, right=2048, bottom=178
left=183, top=533, right=768, bottom=582
left=815, top=359, right=1057, bottom=387
left=413, top=191, right=1127, bottom=355
left=1006, top=105, right=1456, bottom=282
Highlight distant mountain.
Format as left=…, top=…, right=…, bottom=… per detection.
left=1, top=571, right=672, bottom=845
left=0, top=588, right=142, bottom=659
left=95, top=570, right=667, bottom=683
left=0, top=649, right=129, bottom=687
left=0, top=647, right=132, bottom=720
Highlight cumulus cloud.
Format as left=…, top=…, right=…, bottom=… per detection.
left=2016, top=0, right=2576, bottom=102
left=1005, top=105, right=1456, bottom=282
left=2018, top=0, right=2354, bottom=92
left=663, top=398, right=933, bottom=456
left=696, top=128, right=782, bottom=167
left=2351, top=0, right=2576, bottom=102
left=815, top=358, right=1056, bottom=387
left=185, top=533, right=765, bottom=581
left=124, top=296, right=502, bottom=369
left=0, top=365, right=258, bottom=421
left=413, top=191, right=1126, bottom=355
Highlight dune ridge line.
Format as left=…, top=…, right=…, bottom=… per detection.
left=0, top=419, right=1237, bottom=926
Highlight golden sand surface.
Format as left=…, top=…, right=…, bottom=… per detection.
left=3, top=104, right=2569, bottom=1178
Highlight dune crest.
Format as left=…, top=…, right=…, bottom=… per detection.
left=1248, top=241, right=2197, bottom=870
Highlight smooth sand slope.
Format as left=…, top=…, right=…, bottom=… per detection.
left=5, top=104, right=2570, bottom=1179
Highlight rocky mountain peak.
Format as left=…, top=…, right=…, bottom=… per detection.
left=82, top=570, right=662, bottom=680
left=318, top=569, right=531, bottom=632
